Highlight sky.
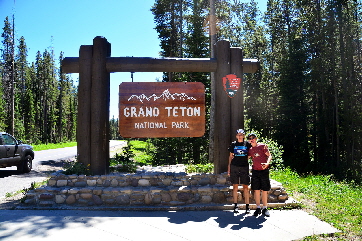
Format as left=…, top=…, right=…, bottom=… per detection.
left=0, top=0, right=267, bottom=119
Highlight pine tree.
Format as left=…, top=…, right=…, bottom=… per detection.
left=151, top=0, right=210, bottom=165
left=0, top=82, right=6, bottom=131
left=109, top=116, right=120, bottom=140
left=23, top=63, right=37, bottom=143
left=57, top=52, right=65, bottom=143
left=152, top=0, right=184, bottom=82
left=42, top=48, right=59, bottom=143
left=1, top=16, right=15, bottom=134
left=14, top=36, right=28, bottom=138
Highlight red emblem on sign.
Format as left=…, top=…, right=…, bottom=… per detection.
left=222, top=74, right=241, bottom=98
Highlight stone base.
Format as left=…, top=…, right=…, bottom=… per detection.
left=22, top=171, right=291, bottom=209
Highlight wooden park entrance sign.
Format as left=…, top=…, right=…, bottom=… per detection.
left=62, top=36, right=259, bottom=175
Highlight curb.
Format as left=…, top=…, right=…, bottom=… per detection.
left=14, top=198, right=300, bottom=211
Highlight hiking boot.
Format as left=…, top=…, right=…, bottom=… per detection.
left=262, top=208, right=270, bottom=217
left=253, top=208, right=261, bottom=216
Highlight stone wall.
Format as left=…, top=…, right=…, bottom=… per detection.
left=24, top=170, right=289, bottom=208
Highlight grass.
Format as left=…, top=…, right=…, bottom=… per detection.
left=271, top=168, right=362, bottom=240
left=129, top=140, right=154, bottom=165
left=127, top=140, right=214, bottom=173
left=33, top=142, right=77, bottom=151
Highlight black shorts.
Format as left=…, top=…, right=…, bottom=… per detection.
left=251, top=169, right=271, bottom=191
left=230, top=165, right=250, bottom=185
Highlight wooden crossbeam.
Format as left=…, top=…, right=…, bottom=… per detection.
left=62, top=57, right=259, bottom=74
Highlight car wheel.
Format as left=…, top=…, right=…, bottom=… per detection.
left=17, top=155, right=32, bottom=173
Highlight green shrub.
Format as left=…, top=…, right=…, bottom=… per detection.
left=186, top=163, right=214, bottom=173
left=129, top=139, right=154, bottom=166
left=261, top=136, right=284, bottom=170
left=63, top=159, right=92, bottom=175
left=109, top=141, right=137, bottom=173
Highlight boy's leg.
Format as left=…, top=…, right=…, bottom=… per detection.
left=262, top=190, right=268, bottom=207
left=233, top=184, right=239, bottom=213
left=242, top=184, right=250, bottom=213
left=253, top=190, right=262, bottom=216
left=261, top=190, right=270, bottom=216
left=230, top=165, right=240, bottom=213
left=251, top=170, right=262, bottom=216
left=254, top=189, right=260, bottom=206
left=232, top=184, right=239, bottom=203
left=242, top=184, right=249, bottom=204
left=260, top=169, right=271, bottom=217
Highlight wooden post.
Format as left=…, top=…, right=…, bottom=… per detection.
left=230, top=47, right=244, bottom=142
left=209, top=0, right=217, bottom=169
left=90, top=36, right=111, bottom=175
left=214, top=40, right=231, bottom=174
left=77, top=45, right=93, bottom=167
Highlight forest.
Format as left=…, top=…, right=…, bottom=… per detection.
left=1, top=0, right=361, bottom=182
left=0, top=16, right=77, bottom=145
left=149, top=0, right=362, bottom=182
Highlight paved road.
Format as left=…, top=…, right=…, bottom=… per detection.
left=33, top=140, right=125, bottom=168
left=0, top=209, right=340, bottom=241
left=32, top=146, right=77, bottom=169
left=0, top=140, right=126, bottom=198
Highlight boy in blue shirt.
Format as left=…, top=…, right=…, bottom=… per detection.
left=228, top=129, right=252, bottom=213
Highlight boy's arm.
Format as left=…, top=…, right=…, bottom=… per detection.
left=228, top=152, right=233, bottom=175
left=262, top=145, right=272, bottom=169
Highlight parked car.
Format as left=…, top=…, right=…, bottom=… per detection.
left=0, top=132, right=34, bottom=173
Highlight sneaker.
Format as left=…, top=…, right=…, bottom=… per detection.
left=253, top=208, right=261, bottom=216
left=262, top=208, right=270, bottom=217
left=245, top=207, right=251, bottom=214
left=233, top=206, right=239, bottom=213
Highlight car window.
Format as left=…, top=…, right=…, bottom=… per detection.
left=2, top=134, right=16, bottom=145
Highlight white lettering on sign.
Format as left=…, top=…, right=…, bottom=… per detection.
left=124, top=107, right=160, bottom=117
left=172, top=122, right=189, bottom=128
left=135, top=122, right=168, bottom=129
left=134, top=122, right=190, bottom=129
left=164, top=107, right=201, bottom=117
left=123, top=106, right=200, bottom=118
left=119, top=83, right=206, bottom=137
